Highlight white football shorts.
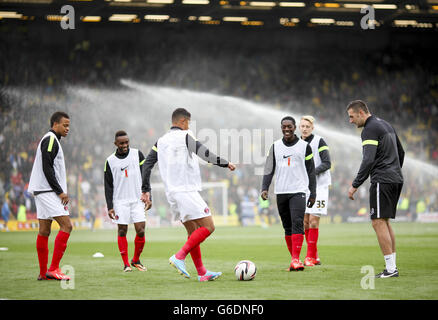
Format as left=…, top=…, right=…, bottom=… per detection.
left=306, top=186, right=329, bottom=216
left=112, top=200, right=146, bottom=225
left=34, top=192, right=70, bottom=220
left=166, top=191, right=211, bottom=223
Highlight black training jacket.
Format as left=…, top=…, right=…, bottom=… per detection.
left=352, top=115, right=405, bottom=188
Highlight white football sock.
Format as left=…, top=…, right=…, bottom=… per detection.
left=384, top=254, right=396, bottom=273
left=392, top=252, right=397, bottom=269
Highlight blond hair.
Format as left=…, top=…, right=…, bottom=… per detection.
left=301, top=115, right=315, bottom=124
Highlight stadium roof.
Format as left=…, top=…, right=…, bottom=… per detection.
left=1, top=0, right=438, bottom=30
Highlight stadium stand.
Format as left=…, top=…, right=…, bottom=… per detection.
left=1, top=25, right=437, bottom=228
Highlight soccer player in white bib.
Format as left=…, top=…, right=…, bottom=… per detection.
left=141, top=108, right=236, bottom=281
left=104, top=130, right=149, bottom=272
left=299, top=115, right=331, bottom=267
left=28, top=111, right=72, bottom=281
left=261, top=116, right=317, bottom=271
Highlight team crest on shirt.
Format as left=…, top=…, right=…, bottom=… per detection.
left=204, top=207, right=210, bottom=214
left=115, top=215, right=119, bottom=220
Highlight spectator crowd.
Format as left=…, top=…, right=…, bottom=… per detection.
left=1, top=26, right=437, bottom=228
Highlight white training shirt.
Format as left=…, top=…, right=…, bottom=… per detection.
left=105, top=148, right=142, bottom=205
left=273, top=138, right=310, bottom=194
left=28, top=131, right=67, bottom=195
left=157, top=129, right=202, bottom=193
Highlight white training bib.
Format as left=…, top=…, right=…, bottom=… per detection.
left=106, top=148, right=142, bottom=205
left=273, top=139, right=309, bottom=195
left=28, top=131, right=67, bottom=195
left=157, top=129, right=202, bottom=194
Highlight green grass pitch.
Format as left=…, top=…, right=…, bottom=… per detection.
left=0, top=222, right=437, bottom=300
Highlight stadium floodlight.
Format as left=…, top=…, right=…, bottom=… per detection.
left=310, top=18, right=335, bottom=24
left=147, top=0, right=174, bottom=3
left=46, top=15, right=68, bottom=21
left=241, top=20, right=264, bottom=26
left=198, top=16, right=212, bottom=21
left=323, top=3, right=340, bottom=8
left=405, top=4, right=418, bottom=10
left=343, top=3, right=369, bottom=9
left=393, top=20, right=417, bottom=26
left=278, top=2, right=305, bottom=7
left=109, top=14, right=137, bottom=21
left=416, top=23, right=433, bottom=28
left=82, top=16, right=101, bottom=22
left=182, top=0, right=209, bottom=4
left=314, top=2, right=340, bottom=8
left=335, top=20, right=354, bottom=26
left=248, top=1, right=276, bottom=6
left=0, top=11, right=23, bottom=19
left=223, top=16, right=248, bottom=22
left=145, top=14, right=170, bottom=20
left=279, top=17, right=299, bottom=24
left=373, top=4, right=397, bottom=9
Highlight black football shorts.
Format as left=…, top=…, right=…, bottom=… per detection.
left=369, top=182, right=403, bottom=220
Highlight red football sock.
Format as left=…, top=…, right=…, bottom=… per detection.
left=284, top=235, right=293, bottom=257
left=132, top=235, right=145, bottom=262
left=305, top=229, right=310, bottom=243
left=48, top=231, right=70, bottom=272
left=190, top=244, right=207, bottom=276
left=307, top=228, right=319, bottom=259
left=175, top=227, right=211, bottom=260
left=118, top=235, right=130, bottom=266
left=36, top=234, right=49, bottom=276
left=291, top=234, right=304, bottom=260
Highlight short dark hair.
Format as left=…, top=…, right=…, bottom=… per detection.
left=50, top=111, right=69, bottom=127
left=281, top=116, right=296, bottom=126
left=115, top=130, right=128, bottom=140
left=172, top=108, right=191, bottom=122
left=346, top=100, right=370, bottom=114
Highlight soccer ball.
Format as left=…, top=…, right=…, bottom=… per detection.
left=234, top=260, right=257, bottom=281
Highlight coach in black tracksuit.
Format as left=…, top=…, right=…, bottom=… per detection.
left=347, top=100, right=405, bottom=278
